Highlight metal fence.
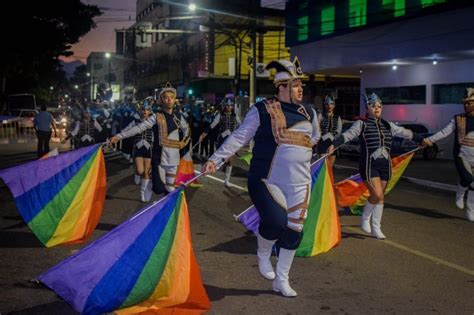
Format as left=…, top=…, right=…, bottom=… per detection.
left=0, top=116, right=66, bottom=144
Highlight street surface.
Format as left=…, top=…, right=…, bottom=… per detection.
left=0, top=143, right=473, bottom=314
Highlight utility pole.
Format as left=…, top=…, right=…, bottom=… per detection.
left=249, top=0, right=258, bottom=106
left=249, top=31, right=257, bottom=105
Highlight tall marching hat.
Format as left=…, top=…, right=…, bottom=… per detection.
left=265, top=56, right=305, bottom=86
left=224, top=93, right=235, bottom=106
left=158, top=82, right=177, bottom=99
left=363, top=93, right=382, bottom=107
left=463, top=87, right=474, bottom=103
left=324, top=95, right=335, bottom=106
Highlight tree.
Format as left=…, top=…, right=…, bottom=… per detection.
left=0, top=0, right=101, bottom=106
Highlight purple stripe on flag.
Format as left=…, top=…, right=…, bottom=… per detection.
left=38, top=190, right=178, bottom=312
left=0, top=145, right=98, bottom=197
left=237, top=207, right=260, bottom=233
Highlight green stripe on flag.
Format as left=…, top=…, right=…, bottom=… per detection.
left=296, top=163, right=326, bottom=257
left=120, top=192, right=182, bottom=308
left=28, top=149, right=98, bottom=245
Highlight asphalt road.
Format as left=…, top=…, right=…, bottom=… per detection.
left=0, top=145, right=473, bottom=314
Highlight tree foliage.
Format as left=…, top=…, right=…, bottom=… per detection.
left=0, top=0, right=101, bottom=104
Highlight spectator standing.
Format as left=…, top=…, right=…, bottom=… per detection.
left=34, top=105, right=57, bottom=158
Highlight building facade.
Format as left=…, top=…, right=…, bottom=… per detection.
left=86, top=52, right=133, bottom=102
left=286, top=0, right=474, bottom=157
left=123, top=0, right=290, bottom=105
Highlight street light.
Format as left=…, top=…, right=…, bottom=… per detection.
left=105, top=52, right=112, bottom=98
left=188, top=3, right=197, bottom=11
left=86, top=72, right=90, bottom=77
left=50, top=86, right=54, bottom=90
left=74, top=85, right=79, bottom=89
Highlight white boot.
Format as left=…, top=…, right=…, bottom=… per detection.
left=272, top=248, right=297, bottom=297
left=144, top=179, right=152, bottom=202
left=466, top=190, right=474, bottom=222
left=134, top=174, right=141, bottom=185
left=361, top=201, right=375, bottom=234
left=455, top=184, right=467, bottom=210
left=371, top=204, right=386, bottom=240
left=224, top=166, right=232, bottom=187
left=140, top=179, right=150, bottom=202
left=256, top=232, right=276, bottom=280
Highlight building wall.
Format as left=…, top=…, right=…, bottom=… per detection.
left=87, top=52, right=130, bottom=101
left=361, top=59, right=474, bottom=158
left=133, top=4, right=290, bottom=98
left=292, top=6, right=474, bottom=73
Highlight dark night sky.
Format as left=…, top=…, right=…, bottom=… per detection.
left=63, top=0, right=136, bottom=63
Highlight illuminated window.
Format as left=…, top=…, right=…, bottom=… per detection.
left=298, top=16, right=308, bottom=41
left=383, top=0, right=406, bottom=17
left=421, top=0, right=446, bottom=8
left=349, top=0, right=367, bottom=28
left=321, top=5, right=335, bottom=35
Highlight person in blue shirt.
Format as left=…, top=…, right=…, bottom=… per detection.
left=34, top=105, right=57, bottom=158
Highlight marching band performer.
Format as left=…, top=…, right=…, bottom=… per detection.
left=203, top=57, right=320, bottom=297
left=330, top=93, right=423, bottom=239
left=110, top=82, right=190, bottom=195
left=318, top=96, right=342, bottom=167
left=423, top=88, right=474, bottom=222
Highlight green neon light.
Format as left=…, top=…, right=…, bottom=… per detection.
left=349, top=0, right=367, bottom=28
left=298, top=15, right=308, bottom=41
left=420, top=0, right=446, bottom=8
left=321, top=5, right=335, bottom=35
left=383, top=0, right=406, bottom=17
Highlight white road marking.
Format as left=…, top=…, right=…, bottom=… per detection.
left=344, top=226, right=474, bottom=277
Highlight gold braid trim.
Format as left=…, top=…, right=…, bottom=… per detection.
left=263, top=99, right=313, bottom=148
left=156, top=113, right=190, bottom=149
left=456, top=115, right=474, bottom=147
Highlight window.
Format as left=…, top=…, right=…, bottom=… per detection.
left=298, top=16, right=308, bottom=41
left=321, top=5, right=335, bottom=35
left=365, top=85, right=426, bottom=104
left=420, top=0, right=446, bottom=8
left=432, top=83, right=474, bottom=104
left=383, top=0, right=406, bottom=17
left=349, top=0, right=367, bottom=28
left=286, top=0, right=457, bottom=46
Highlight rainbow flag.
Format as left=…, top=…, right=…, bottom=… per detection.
left=0, top=144, right=106, bottom=247
left=334, top=152, right=415, bottom=214
left=236, top=159, right=341, bottom=257
left=40, top=148, right=59, bottom=159
left=238, top=151, right=253, bottom=165
left=175, top=152, right=201, bottom=187
left=38, top=188, right=211, bottom=315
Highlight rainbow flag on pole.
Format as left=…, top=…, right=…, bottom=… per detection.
left=38, top=188, right=211, bottom=315
left=175, top=152, right=201, bottom=187
left=0, top=144, right=106, bottom=247
left=334, top=152, right=415, bottom=214
left=236, top=159, right=341, bottom=257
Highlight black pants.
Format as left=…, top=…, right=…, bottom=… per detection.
left=248, top=175, right=303, bottom=250
left=454, top=156, right=473, bottom=188
left=37, top=130, right=52, bottom=158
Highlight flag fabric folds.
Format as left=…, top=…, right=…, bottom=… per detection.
left=0, top=144, right=106, bottom=247
left=175, top=152, right=201, bottom=187
left=237, top=159, right=341, bottom=257
left=40, top=148, right=59, bottom=159
left=238, top=151, right=253, bottom=165
left=334, top=152, right=415, bottom=214
left=38, top=188, right=211, bottom=315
